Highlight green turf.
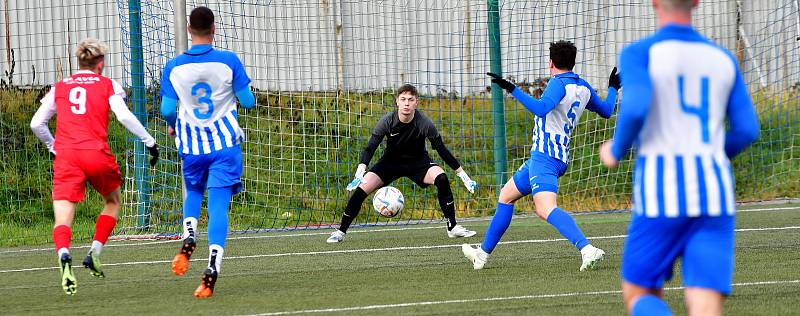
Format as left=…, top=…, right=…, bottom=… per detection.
left=1, top=204, right=799, bottom=315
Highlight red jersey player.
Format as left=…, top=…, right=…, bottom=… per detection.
left=30, top=38, right=160, bottom=295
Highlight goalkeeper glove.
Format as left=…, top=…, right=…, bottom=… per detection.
left=487, top=72, right=516, bottom=93
left=346, top=164, right=368, bottom=191
left=608, top=67, right=621, bottom=90
left=456, top=171, right=477, bottom=194
left=147, top=144, right=160, bottom=167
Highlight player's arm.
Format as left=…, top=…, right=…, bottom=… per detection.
left=159, top=63, right=179, bottom=129
left=346, top=116, right=387, bottom=191
left=724, top=63, right=760, bottom=158
left=29, top=88, right=57, bottom=154
left=586, top=67, right=620, bottom=119
left=487, top=72, right=564, bottom=116
left=231, top=53, right=255, bottom=109
left=601, top=45, right=652, bottom=168
left=424, top=120, right=476, bottom=193
left=359, top=134, right=383, bottom=167
left=429, top=136, right=460, bottom=170
left=109, top=91, right=160, bottom=167
left=160, top=96, right=178, bottom=129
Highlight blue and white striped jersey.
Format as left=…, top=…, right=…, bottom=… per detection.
left=511, top=72, right=617, bottom=163
left=611, top=24, right=760, bottom=218
left=161, top=44, right=251, bottom=155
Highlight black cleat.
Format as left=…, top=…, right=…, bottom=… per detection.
left=193, top=268, right=218, bottom=298
left=172, top=237, right=196, bottom=276
left=82, top=250, right=105, bottom=278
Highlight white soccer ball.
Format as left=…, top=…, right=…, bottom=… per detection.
left=372, top=186, right=404, bottom=218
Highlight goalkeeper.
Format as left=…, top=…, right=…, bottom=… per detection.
left=462, top=41, right=619, bottom=271
left=327, top=84, right=478, bottom=243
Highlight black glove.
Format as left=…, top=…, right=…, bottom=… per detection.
left=146, top=144, right=159, bottom=167
left=487, top=72, right=516, bottom=93
left=608, top=67, right=621, bottom=90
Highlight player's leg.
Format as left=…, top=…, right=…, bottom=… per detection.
left=420, top=165, right=475, bottom=237
left=533, top=191, right=604, bottom=271
left=624, top=282, right=670, bottom=316
left=172, top=186, right=203, bottom=276
left=173, top=154, right=209, bottom=276
left=82, top=150, right=123, bottom=278
left=528, top=154, right=604, bottom=271
left=194, top=185, right=234, bottom=298
left=682, top=216, right=735, bottom=316
left=193, top=146, right=243, bottom=298
left=684, top=288, right=724, bottom=316
left=53, top=200, right=78, bottom=295
left=328, top=160, right=393, bottom=243
left=328, top=172, right=383, bottom=242
left=82, top=187, right=121, bottom=278
left=622, top=216, right=689, bottom=315
left=462, top=160, right=528, bottom=269
left=51, top=150, right=85, bottom=295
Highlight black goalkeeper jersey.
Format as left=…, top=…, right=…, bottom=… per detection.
left=360, top=110, right=460, bottom=170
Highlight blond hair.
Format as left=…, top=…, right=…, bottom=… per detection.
left=75, top=38, right=108, bottom=68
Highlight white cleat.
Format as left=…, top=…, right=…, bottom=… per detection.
left=461, top=244, right=489, bottom=270
left=326, top=230, right=345, bottom=243
left=448, top=225, right=477, bottom=238
left=579, top=244, right=605, bottom=271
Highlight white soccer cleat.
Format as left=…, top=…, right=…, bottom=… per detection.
left=447, top=225, right=477, bottom=238
left=461, top=244, right=489, bottom=270
left=326, top=230, right=345, bottom=243
left=579, top=244, right=605, bottom=271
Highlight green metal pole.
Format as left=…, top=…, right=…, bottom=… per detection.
left=487, top=0, right=508, bottom=189
left=129, top=0, right=150, bottom=229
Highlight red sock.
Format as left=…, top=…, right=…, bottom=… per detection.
left=93, top=214, right=117, bottom=244
left=53, top=225, right=72, bottom=253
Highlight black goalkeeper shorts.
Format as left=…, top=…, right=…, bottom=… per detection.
left=369, top=156, right=438, bottom=188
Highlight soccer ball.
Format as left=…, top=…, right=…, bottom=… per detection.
left=372, top=186, right=404, bottom=218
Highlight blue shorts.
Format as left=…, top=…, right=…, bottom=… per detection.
left=181, top=145, right=243, bottom=194
left=621, top=214, right=736, bottom=295
left=512, top=153, right=567, bottom=196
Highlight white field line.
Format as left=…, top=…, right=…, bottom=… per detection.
left=239, top=279, right=800, bottom=316
left=1, top=225, right=798, bottom=274
left=3, top=205, right=796, bottom=255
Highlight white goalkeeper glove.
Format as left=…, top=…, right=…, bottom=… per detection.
left=457, top=171, right=477, bottom=194
left=346, top=164, right=368, bottom=191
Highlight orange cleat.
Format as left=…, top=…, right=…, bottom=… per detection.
left=171, top=237, right=196, bottom=276
left=193, top=268, right=218, bottom=298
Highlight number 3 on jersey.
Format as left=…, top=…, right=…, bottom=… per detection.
left=192, top=82, right=215, bottom=119
left=69, top=87, right=87, bottom=115
left=678, top=76, right=710, bottom=144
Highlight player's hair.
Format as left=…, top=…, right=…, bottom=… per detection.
left=189, top=6, right=215, bottom=36
left=659, top=0, right=696, bottom=12
left=397, top=84, right=418, bottom=97
left=75, top=38, right=108, bottom=69
left=549, top=40, right=577, bottom=71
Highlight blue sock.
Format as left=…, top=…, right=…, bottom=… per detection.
left=631, top=295, right=672, bottom=316
left=207, top=186, right=233, bottom=247
left=183, top=188, right=203, bottom=220
left=481, top=202, right=514, bottom=253
left=546, top=208, right=589, bottom=250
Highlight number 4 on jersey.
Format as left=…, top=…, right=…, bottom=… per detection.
left=678, top=76, right=710, bottom=144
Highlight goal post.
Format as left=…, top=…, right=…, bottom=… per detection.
left=107, top=0, right=799, bottom=237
